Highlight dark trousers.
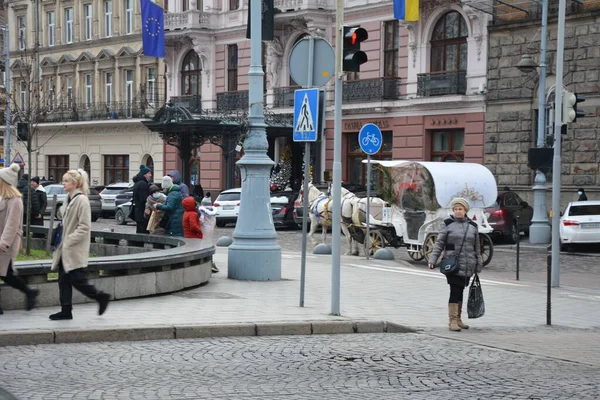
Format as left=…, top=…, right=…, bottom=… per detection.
left=0, top=262, right=30, bottom=294
left=58, top=261, right=101, bottom=308
left=447, top=274, right=470, bottom=304
left=136, top=219, right=148, bottom=234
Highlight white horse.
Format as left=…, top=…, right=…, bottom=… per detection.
left=301, top=182, right=362, bottom=255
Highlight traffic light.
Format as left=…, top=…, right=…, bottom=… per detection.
left=343, top=26, right=368, bottom=72
left=562, top=89, right=585, bottom=123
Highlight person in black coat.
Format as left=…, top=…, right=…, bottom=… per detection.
left=17, top=174, right=41, bottom=225
left=132, top=165, right=152, bottom=233
left=578, top=188, right=588, bottom=201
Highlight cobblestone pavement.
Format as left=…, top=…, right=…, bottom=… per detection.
left=1, top=332, right=599, bottom=400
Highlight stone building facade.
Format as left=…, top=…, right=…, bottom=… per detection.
left=485, top=2, right=600, bottom=206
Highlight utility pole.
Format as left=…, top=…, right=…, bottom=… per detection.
left=529, top=0, right=551, bottom=244
left=228, top=0, right=282, bottom=280
left=2, top=26, right=11, bottom=165
left=550, top=0, right=567, bottom=287
left=34, top=0, right=41, bottom=173
left=330, top=0, right=344, bottom=316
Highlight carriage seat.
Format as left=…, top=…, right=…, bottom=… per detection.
left=403, top=210, right=426, bottom=240
left=352, top=197, right=387, bottom=226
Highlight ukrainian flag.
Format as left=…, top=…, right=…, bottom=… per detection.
left=394, top=0, right=419, bottom=21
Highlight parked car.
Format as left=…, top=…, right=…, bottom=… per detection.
left=214, top=188, right=241, bottom=227
left=485, top=190, right=534, bottom=244
left=100, top=183, right=133, bottom=217
left=560, top=201, right=600, bottom=251
left=270, top=191, right=300, bottom=230
left=40, top=180, right=55, bottom=187
left=44, top=184, right=101, bottom=221
left=115, top=201, right=134, bottom=225
left=115, top=188, right=134, bottom=208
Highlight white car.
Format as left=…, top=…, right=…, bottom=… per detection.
left=560, top=200, right=600, bottom=250
left=100, top=183, right=133, bottom=216
left=213, top=188, right=241, bottom=227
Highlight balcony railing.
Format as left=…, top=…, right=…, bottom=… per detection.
left=165, top=11, right=209, bottom=31
left=417, top=70, right=467, bottom=97
left=38, top=100, right=161, bottom=123
left=273, top=86, right=300, bottom=108
left=342, top=77, right=402, bottom=103
left=171, top=95, right=201, bottom=113
left=217, top=90, right=249, bottom=111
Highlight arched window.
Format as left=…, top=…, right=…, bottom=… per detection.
left=80, top=155, right=91, bottom=181
left=430, top=11, right=468, bottom=72
left=181, top=50, right=201, bottom=96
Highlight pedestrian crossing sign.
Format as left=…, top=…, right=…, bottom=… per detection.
left=293, top=88, right=319, bottom=142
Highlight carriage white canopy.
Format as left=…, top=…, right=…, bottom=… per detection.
left=366, top=160, right=498, bottom=209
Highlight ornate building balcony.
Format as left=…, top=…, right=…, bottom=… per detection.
left=165, top=11, right=210, bottom=31
left=171, top=95, right=202, bottom=113
left=273, top=86, right=300, bottom=108
left=217, top=90, right=249, bottom=111
left=38, top=100, right=161, bottom=123
left=342, top=77, right=402, bottom=103
left=417, top=70, right=467, bottom=97
left=274, top=0, right=334, bottom=12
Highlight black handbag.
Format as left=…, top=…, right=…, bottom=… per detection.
left=467, top=274, right=485, bottom=318
left=439, top=223, right=469, bottom=275
left=50, top=222, right=63, bottom=248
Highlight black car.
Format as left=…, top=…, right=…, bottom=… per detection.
left=115, top=189, right=134, bottom=208
left=270, top=191, right=300, bottom=229
left=485, top=191, right=534, bottom=244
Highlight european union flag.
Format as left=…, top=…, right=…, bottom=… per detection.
left=141, top=0, right=165, bottom=57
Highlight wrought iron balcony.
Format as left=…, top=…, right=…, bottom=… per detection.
left=342, top=77, right=402, bottom=103
left=273, top=86, right=300, bottom=108
left=38, top=99, right=161, bottom=123
left=417, top=70, right=467, bottom=97
left=217, top=90, right=249, bottom=111
left=165, top=11, right=210, bottom=31
left=171, top=95, right=201, bottom=113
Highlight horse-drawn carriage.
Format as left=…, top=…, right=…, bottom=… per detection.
left=346, top=160, right=496, bottom=266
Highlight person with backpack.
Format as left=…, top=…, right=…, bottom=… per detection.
left=427, top=197, right=483, bottom=332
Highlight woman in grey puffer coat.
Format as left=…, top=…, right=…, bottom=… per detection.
left=428, top=197, right=482, bottom=332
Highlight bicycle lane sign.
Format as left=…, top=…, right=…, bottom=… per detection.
left=358, top=123, right=382, bottom=155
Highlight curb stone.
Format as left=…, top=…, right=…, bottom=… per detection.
left=0, top=320, right=416, bottom=347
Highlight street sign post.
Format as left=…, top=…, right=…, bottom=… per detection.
left=359, top=123, right=383, bottom=260
left=289, top=37, right=335, bottom=88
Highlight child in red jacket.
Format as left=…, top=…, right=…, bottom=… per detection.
left=182, top=197, right=203, bottom=239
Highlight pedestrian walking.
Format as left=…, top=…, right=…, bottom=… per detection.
left=30, top=177, right=47, bottom=224
left=132, top=165, right=152, bottom=233
left=0, top=164, right=39, bottom=315
left=427, top=197, right=482, bottom=332
left=578, top=188, right=588, bottom=201
left=48, top=169, right=110, bottom=320
left=154, top=176, right=184, bottom=237
left=17, top=173, right=41, bottom=225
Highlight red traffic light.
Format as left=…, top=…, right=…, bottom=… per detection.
left=344, top=27, right=368, bottom=46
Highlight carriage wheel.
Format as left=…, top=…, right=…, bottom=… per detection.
left=407, top=250, right=425, bottom=262
left=480, top=233, right=494, bottom=267
left=423, top=234, right=438, bottom=263
left=364, top=230, right=385, bottom=256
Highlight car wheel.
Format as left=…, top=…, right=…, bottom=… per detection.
left=216, top=220, right=226, bottom=228
left=91, top=214, right=99, bottom=222
left=115, top=209, right=127, bottom=225
left=505, top=222, right=519, bottom=244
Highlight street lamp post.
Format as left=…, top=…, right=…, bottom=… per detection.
left=517, top=0, right=550, bottom=244
left=1, top=26, right=11, bottom=165
left=227, top=0, right=282, bottom=280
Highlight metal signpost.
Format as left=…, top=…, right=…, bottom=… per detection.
left=358, top=123, right=382, bottom=260
left=289, top=36, right=334, bottom=307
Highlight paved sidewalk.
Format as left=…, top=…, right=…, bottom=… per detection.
left=1, top=246, right=599, bottom=361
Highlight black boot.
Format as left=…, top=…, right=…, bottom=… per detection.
left=26, top=289, right=39, bottom=311
left=49, top=306, right=73, bottom=320
left=97, top=293, right=110, bottom=316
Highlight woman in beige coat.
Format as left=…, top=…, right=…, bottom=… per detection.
left=49, top=169, right=110, bottom=320
left=0, top=163, right=39, bottom=314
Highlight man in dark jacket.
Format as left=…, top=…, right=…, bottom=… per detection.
left=168, top=170, right=189, bottom=198
left=17, top=174, right=41, bottom=225
left=132, top=165, right=152, bottom=233
left=30, top=177, right=48, bottom=227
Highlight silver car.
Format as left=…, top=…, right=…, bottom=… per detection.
left=44, top=184, right=68, bottom=218
left=100, top=183, right=133, bottom=216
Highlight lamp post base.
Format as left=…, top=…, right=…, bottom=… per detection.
left=529, top=169, right=551, bottom=244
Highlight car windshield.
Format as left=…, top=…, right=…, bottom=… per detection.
left=568, top=205, right=600, bottom=216
left=102, top=187, right=129, bottom=194
left=217, top=193, right=241, bottom=202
